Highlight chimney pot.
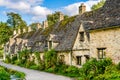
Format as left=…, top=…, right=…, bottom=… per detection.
left=43, top=20, right=48, bottom=29
left=79, top=3, right=86, bottom=15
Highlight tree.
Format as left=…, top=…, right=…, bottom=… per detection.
left=0, top=22, right=12, bottom=45
left=7, top=12, right=27, bottom=30
left=29, top=23, right=40, bottom=31
left=47, top=12, right=69, bottom=27
left=91, top=0, right=105, bottom=10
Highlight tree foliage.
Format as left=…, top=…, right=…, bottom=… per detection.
left=29, top=23, right=40, bottom=31
left=0, top=22, right=12, bottom=45
left=47, top=12, right=69, bottom=27
left=7, top=12, right=27, bottom=29
left=91, top=0, right=105, bottom=10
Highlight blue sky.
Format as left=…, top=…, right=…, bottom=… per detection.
left=0, top=0, right=100, bottom=25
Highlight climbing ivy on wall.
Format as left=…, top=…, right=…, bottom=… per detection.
left=44, top=49, right=57, bottom=69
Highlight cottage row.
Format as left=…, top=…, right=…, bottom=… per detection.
left=4, top=0, right=120, bottom=67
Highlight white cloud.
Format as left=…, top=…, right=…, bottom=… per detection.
left=30, top=6, right=52, bottom=22
left=31, top=6, right=52, bottom=17
left=0, top=0, right=101, bottom=23
left=0, top=0, right=30, bottom=11
left=62, top=0, right=101, bottom=16
left=0, top=0, right=52, bottom=23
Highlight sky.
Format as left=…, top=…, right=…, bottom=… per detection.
left=0, top=0, right=101, bottom=25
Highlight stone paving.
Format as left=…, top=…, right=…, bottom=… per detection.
left=0, top=61, right=74, bottom=80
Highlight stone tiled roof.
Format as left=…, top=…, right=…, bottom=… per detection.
left=81, top=0, right=120, bottom=30
left=9, top=0, right=120, bottom=53
left=27, top=41, right=34, bottom=47
left=50, top=0, right=120, bottom=51
left=52, top=16, right=80, bottom=51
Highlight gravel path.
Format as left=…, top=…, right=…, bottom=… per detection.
left=0, top=61, right=74, bottom=80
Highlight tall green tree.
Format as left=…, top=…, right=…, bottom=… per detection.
left=91, top=0, right=105, bottom=10
left=47, top=12, right=69, bottom=27
left=29, top=23, right=39, bottom=31
left=7, top=12, right=27, bottom=29
left=0, top=22, right=12, bottom=45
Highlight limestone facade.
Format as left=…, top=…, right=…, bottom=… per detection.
left=90, top=27, right=120, bottom=64
left=4, top=0, right=120, bottom=67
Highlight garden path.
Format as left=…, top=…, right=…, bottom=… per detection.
left=0, top=61, right=74, bottom=80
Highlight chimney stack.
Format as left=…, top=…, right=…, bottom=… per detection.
left=79, top=3, right=86, bottom=15
left=13, top=30, right=17, bottom=35
left=28, top=27, right=32, bottom=32
left=18, top=29, right=21, bottom=34
left=37, top=23, right=42, bottom=30
left=43, top=20, right=48, bottom=29
left=23, top=28, right=26, bottom=33
left=59, top=12, right=64, bottom=21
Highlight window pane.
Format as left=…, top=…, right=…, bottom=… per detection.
left=80, top=32, right=84, bottom=42
left=76, top=56, right=82, bottom=65
left=97, top=48, right=106, bottom=59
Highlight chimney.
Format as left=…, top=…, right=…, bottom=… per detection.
left=79, top=3, right=86, bottom=15
left=18, top=29, right=21, bottom=34
left=43, top=20, right=48, bottom=29
left=28, top=27, right=32, bottom=32
left=37, top=23, right=42, bottom=30
left=23, top=28, right=26, bottom=33
left=59, top=12, right=64, bottom=21
left=13, top=30, right=17, bottom=35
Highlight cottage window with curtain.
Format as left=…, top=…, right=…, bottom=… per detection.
left=76, top=56, right=82, bottom=65
left=97, top=48, right=106, bottom=59
left=49, top=41, right=52, bottom=49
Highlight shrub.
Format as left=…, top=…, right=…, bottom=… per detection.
left=9, top=70, right=25, bottom=79
left=116, top=62, right=120, bottom=70
left=94, top=65, right=120, bottom=80
left=25, top=60, right=35, bottom=68
left=29, top=64, right=39, bottom=70
left=0, top=67, right=10, bottom=80
left=46, top=67, right=54, bottom=73
left=5, top=55, right=11, bottom=63
left=66, top=66, right=79, bottom=77
left=11, top=54, right=17, bottom=64
left=79, top=58, right=112, bottom=80
left=55, top=64, right=69, bottom=74
left=44, top=49, right=57, bottom=69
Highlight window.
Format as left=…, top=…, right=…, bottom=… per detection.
left=44, top=40, right=48, bottom=50
left=49, top=41, right=52, bottom=49
left=60, top=55, right=65, bottom=63
left=79, top=32, right=84, bottom=42
left=97, top=48, right=106, bottom=59
left=76, top=56, right=82, bottom=65
left=45, top=40, right=48, bottom=48
left=84, top=55, right=90, bottom=62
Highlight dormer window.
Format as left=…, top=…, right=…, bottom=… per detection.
left=79, top=32, right=84, bottom=42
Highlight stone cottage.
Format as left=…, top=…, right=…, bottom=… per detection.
left=4, top=0, right=120, bottom=67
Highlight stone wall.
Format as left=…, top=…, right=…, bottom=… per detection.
left=72, top=24, right=90, bottom=67
left=73, top=24, right=89, bottom=50
left=90, top=27, right=120, bottom=64
left=58, top=52, right=71, bottom=65
left=72, top=50, right=89, bottom=67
